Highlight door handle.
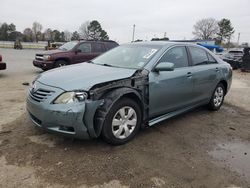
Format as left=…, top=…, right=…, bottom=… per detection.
left=215, top=67, right=220, bottom=72
left=187, top=72, right=192, bottom=78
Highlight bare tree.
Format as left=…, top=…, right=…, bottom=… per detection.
left=79, top=21, right=90, bottom=40
left=32, top=21, right=43, bottom=42
left=192, top=18, right=219, bottom=40
left=44, top=28, right=53, bottom=41
left=64, top=30, right=72, bottom=41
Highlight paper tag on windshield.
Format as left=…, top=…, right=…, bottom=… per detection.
left=143, top=49, right=158, bottom=59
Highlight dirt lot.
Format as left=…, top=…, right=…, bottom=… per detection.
left=0, top=48, right=250, bottom=188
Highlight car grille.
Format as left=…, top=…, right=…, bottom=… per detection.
left=29, top=88, right=55, bottom=102
left=35, top=54, right=44, bottom=61
left=29, top=112, right=42, bottom=125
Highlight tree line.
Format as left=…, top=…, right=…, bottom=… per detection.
left=0, top=18, right=238, bottom=46
left=0, top=20, right=109, bottom=42
left=193, top=18, right=235, bottom=45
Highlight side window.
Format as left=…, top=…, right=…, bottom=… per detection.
left=93, top=43, right=105, bottom=53
left=189, top=47, right=208, bottom=66
left=77, top=43, right=91, bottom=53
left=158, top=46, right=189, bottom=68
left=207, top=53, right=218, bottom=64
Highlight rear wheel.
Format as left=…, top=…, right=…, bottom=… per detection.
left=54, top=60, right=67, bottom=68
left=101, top=98, right=141, bottom=145
left=208, top=83, right=225, bottom=111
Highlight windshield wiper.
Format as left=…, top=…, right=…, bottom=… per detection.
left=103, top=63, right=113, bottom=67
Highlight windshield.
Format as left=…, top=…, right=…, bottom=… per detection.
left=59, top=41, right=78, bottom=51
left=92, top=45, right=161, bottom=69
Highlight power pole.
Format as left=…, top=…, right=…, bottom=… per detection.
left=132, top=24, right=136, bottom=42
left=237, top=33, right=241, bottom=46
left=164, top=32, right=167, bottom=38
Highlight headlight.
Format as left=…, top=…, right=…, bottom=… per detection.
left=43, top=55, right=51, bottom=60
left=53, top=91, right=88, bottom=104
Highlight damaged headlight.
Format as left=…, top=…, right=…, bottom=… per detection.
left=53, top=91, right=88, bottom=104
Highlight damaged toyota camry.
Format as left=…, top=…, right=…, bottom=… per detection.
left=26, top=42, right=232, bottom=145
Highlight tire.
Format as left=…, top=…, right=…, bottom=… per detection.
left=101, top=98, right=142, bottom=145
left=208, top=83, right=225, bottom=111
left=41, top=67, right=48, bottom=71
left=54, top=60, right=68, bottom=68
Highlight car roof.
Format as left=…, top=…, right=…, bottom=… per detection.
left=124, top=41, right=202, bottom=49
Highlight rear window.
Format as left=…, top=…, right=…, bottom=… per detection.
left=93, top=43, right=105, bottom=53
left=189, top=47, right=209, bottom=66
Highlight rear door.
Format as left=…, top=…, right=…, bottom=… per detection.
left=187, top=46, right=221, bottom=103
left=149, top=46, right=194, bottom=118
left=92, top=42, right=106, bottom=57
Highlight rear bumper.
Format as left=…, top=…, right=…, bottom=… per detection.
left=0, top=62, right=6, bottom=70
left=33, top=60, right=54, bottom=70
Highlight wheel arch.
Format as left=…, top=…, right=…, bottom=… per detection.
left=54, top=57, right=71, bottom=65
left=219, top=80, right=228, bottom=94
left=92, top=87, right=144, bottom=138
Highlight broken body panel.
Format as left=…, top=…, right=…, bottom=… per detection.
left=27, top=68, right=150, bottom=139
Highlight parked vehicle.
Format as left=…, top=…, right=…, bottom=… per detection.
left=14, top=39, right=23, bottom=49
left=27, top=42, right=232, bottom=145
left=197, top=43, right=224, bottom=53
left=33, top=40, right=119, bottom=70
left=0, top=55, right=6, bottom=70
left=220, top=49, right=244, bottom=69
left=45, top=41, right=63, bottom=50
left=227, top=49, right=244, bottom=60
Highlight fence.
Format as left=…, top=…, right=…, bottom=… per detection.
left=0, top=41, right=47, bottom=49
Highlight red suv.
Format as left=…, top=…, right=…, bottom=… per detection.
left=0, top=55, right=6, bottom=70
left=33, top=40, right=119, bottom=70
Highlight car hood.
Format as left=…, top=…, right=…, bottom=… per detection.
left=38, top=49, right=64, bottom=55
left=37, top=63, right=136, bottom=91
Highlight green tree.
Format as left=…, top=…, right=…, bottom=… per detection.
left=52, top=30, right=61, bottom=42
left=0, top=23, right=9, bottom=40
left=71, top=31, right=80, bottom=40
left=217, top=18, right=234, bottom=44
left=87, top=20, right=109, bottom=40
left=0, top=23, right=16, bottom=41
left=60, top=32, right=65, bottom=42
left=23, top=28, right=33, bottom=42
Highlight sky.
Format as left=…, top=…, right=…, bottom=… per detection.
left=1, top=0, right=250, bottom=44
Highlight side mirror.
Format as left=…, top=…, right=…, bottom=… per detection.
left=75, top=49, right=82, bottom=54
left=154, top=62, right=174, bottom=72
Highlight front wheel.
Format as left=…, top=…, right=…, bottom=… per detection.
left=101, top=98, right=142, bottom=145
left=54, top=60, right=67, bottom=68
left=208, top=83, right=225, bottom=111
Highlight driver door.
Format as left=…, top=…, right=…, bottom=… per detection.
left=73, top=42, right=96, bottom=64
left=149, top=46, right=194, bottom=118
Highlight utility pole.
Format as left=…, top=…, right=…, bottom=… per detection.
left=132, top=24, right=136, bottom=42
left=164, top=32, right=167, bottom=38
left=237, top=33, right=241, bottom=46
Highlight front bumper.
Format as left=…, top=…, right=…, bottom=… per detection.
left=26, top=81, right=103, bottom=139
left=33, top=60, right=54, bottom=70
left=0, top=62, right=6, bottom=70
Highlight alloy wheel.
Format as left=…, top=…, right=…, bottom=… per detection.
left=213, top=86, right=224, bottom=107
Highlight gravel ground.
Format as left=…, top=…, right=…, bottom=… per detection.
left=0, top=48, right=250, bottom=188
